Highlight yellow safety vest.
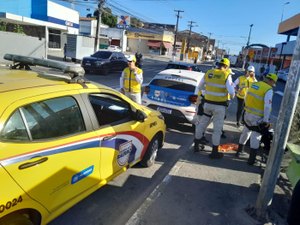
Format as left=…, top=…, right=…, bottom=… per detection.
left=123, top=67, right=142, bottom=93
left=237, top=75, right=255, bottom=99
left=244, top=81, right=272, bottom=117
left=204, top=68, right=230, bottom=105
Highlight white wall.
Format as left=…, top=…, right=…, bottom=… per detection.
left=0, top=31, right=46, bottom=64
left=48, top=1, right=79, bottom=25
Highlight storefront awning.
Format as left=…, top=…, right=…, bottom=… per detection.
left=147, top=41, right=162, bottom=48
left=163, top=42, right=173, bottom=49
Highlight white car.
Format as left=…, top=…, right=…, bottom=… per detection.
left=107, top=45, right=122, bottom=52
left=277, top=68, right=289, bottom=82
left=142, top=69, right=205, bottom=123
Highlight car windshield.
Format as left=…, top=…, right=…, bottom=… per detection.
left=150, top=79, right=195, bottom=92
left=91, top=51, right=112, bottom=59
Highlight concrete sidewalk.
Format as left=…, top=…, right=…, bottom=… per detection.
left=126, top=101, right=291, bottom=225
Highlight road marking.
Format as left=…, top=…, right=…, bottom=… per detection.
left=275, top=91, right=284, bottom=97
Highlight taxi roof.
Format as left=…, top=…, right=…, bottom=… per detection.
left=156, top=69, right=204, bottom=83
left=0, top=68, right=105, bottom=116
left=0, top=69, right=73, bottom=92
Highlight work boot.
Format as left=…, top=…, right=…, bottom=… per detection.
left=209, top=145, right=224, bottom=159
left=194, top=137, right=207, bottom=152
left=247, top=148, right=258, bottom=165
left=194, top=139, right=200, bottom=152
left=235, top=144, right=246, bottom=158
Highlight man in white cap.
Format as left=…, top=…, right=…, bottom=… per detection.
left=120, top=55, right=143, bottom=104
left=233, top=65, right=257, bottom=127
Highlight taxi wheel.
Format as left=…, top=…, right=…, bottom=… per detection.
left=0, top=214, right=34, bottom=225
left=140, top=136, right=159, bottom=167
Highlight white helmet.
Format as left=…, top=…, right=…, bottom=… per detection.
left=247, top=65, right=255, bottom=72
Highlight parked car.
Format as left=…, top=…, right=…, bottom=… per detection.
left=82, top=50, right=128, bottom=75
left=107, top=45, right=122, bottom=52
left=165, top=61, right=203, bottom=72
left=142, top=69, right=205, bottom=124
left=277, top=67, right=289, bottom=82
left=0, top=54, right=166, bottom=225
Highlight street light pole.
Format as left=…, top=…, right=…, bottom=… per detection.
left=246, top=24, right=253, bottom=47
left=281, top=1, right=290, bottom=22
left=243, top=24, right=253, bottom=69
left=172, top=10, right=184, bottom=61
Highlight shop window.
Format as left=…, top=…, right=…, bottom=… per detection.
left=49, top=29, right=61, bottom=49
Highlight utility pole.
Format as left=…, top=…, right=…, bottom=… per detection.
left=186, top=21, right=196, bottom=59
left=206, top=32, right=212, bottom=60
left=94, top=0, right=105, bottom=52
left=255, top=29, right=300, bottom=220
left=172, top=9, right=184, bottom=61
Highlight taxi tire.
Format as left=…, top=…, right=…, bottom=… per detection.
left=0, top=214, right=34, bottom=225
left=140, top=135, right=159, bottom=167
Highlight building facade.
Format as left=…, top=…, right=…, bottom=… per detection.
left=0, top=0, right=79, bottom=50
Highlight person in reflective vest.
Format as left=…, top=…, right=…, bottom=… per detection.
left=235, top=73, right=277, bottom=165
left=120, top=55, right=143, bottom=104
left=194, top=58, right=235, bottom=159
left=233, top=65, right=257, bottom=127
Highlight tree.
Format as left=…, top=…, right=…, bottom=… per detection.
left=0, top=22, right=7, bottom=31
left=13, top=24, right=24, bottom=34
left=92, top=7, right=117, bottom=28
left=130, top=17, right=143, bottom=28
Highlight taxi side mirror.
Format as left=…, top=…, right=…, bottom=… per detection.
left=135, top=109, right=146, bottom=122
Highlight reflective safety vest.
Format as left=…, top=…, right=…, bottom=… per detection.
left=123, top=67, right=142, bottom=93
left=237, top=75, right=255, bottom=99
left=204, top=68, right=230, bottom=105
left=244, top=81, right=272, bottom=117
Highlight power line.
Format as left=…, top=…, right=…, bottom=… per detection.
left=107, top=0, right=157, bottom=22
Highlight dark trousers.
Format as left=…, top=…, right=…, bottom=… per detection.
left=236, top=97, right=244, bottom=123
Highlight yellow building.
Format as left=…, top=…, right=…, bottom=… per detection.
left=126, top=27, right=174, bottom=56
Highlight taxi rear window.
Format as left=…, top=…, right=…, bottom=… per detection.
left=150, top=79, right=195, bottom=92
left=0, top=96, right=85, bottom=141
left=166, top=64, right=189, bottom=70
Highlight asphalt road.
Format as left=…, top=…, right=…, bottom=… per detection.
left=48, top=59, right=287, bottom=225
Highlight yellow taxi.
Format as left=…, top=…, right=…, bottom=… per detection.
left=0, top=54, right=166, bottom=225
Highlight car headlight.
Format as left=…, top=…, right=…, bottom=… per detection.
left=158, top=113, right=164, bottom=121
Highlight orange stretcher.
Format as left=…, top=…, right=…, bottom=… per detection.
left=218, top=143, right=239, bottom=152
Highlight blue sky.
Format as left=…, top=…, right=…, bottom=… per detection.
left=54, top=0, right=300, bottom=55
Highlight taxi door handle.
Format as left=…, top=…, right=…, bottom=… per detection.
left=103, top=134, right=116, bottom=141
left=18, top=157, right=48, bottom=170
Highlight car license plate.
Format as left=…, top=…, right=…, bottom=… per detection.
left=157, top=106, right=172, bottom=114
left=85, top=63, right=91, bottom=66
